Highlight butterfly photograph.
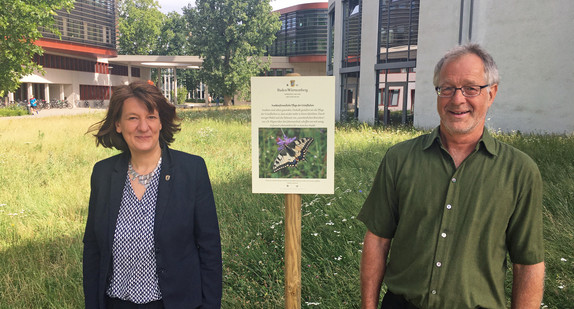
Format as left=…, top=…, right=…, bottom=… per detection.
left=258, top=128, right=327, bottom=179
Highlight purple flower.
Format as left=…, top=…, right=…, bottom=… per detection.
left=276, top=134, right=297, bottom=151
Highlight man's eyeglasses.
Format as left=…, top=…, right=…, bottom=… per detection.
left=435, top=85, right=489, bottom=98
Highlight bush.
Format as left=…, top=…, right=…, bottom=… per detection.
left=185, top=98, right=206, bottom=103
left=0, top=106, right=29, bottom=117
left=176, top=87, right=188, bottom=105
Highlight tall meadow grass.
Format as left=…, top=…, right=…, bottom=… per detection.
left=0, top=108, right=572, bottom=308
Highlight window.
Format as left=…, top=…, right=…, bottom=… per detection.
left=268, top=8, right=328, bottom=57
left=41, top=0, right=116, bottom=49
left=342, top=0, right=362, bottom=68
left=378, top=0, right=419, bottom=63
left=389, top=89, right=400, bottom=106
left=33, top=54, right=114, bottom=74
left=80, top=85, right=110, bottom=100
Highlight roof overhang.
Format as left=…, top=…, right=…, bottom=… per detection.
left=108, top=55, right=203, bottom=69
left=275, top=2, right=328, bottom=14
left=35, top=38, right=117, bottom=58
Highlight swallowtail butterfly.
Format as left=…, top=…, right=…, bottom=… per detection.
left=272, top=137, right=314, bottom=172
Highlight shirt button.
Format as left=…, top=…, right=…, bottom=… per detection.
left=451, top=178, right=457, bottom=183
left=446, top=204, right=452, bottom=210
left=441, top=233, right=447, bottom=238
left=436, top=262, right=442, bottom=267
left=431, top=290, right=437, bottom=295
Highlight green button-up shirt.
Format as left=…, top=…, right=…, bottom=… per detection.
left=358, top=127, right=544, bottom=309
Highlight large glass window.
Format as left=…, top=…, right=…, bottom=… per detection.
left=376, top=0, right=419, bottom=125
left=378, top=0, right=419, bottom=63
left=41, top=0, right=116, bottom=49
left=269, top=8, right=328, bottom=57
left=342, top=0, right=362, bottom=68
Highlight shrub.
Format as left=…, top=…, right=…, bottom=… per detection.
left=0, top=106, right=29, bottom=117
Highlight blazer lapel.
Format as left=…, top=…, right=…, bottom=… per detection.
left=154, top=147, right=174, bottom=236
left=107, top=154, right=129, bottom=247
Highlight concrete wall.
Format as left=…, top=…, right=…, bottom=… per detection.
left=270, top=56, right=326, bottom=76
left=416, top=0, right=574, bottom=133
left=329, top=0, right=343, bottom=121
left=357, top=0, right=379, bottom=124
left=291, top=62, right=327, bottom=76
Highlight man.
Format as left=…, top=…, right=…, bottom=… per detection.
left=30, top=95, right=38, bottom=114
left=358, top=44, right=545, bottom=309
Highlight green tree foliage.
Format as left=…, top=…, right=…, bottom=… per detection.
left=117, top=0, right=164, bottom=55
left=0, top=0, right=73, bottom=94
left=179, top=69, right=202, bottom=99
left=171, top=87, right=188, bottom=105
left=156, top=12, right=190, bottom=56
left=156, top=12, right=201, bottom=100
left=184, top=0, right=281, bottom=105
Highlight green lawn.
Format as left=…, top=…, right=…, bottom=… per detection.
left=0, top=107, right=572, bottom=308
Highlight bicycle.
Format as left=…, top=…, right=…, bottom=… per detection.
left=50, top=99, right=63, bottom=109
left=95, top=100, right=104, bottom=108
left=38, top=99, right=50, bottom=110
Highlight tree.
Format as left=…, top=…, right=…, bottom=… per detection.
left=117, top=0, right=164, bottom=55
left=184, top=0, right=281, bottom=105
left=156, top=12, right=191, bottom=56
left=0, top=0, right=73, bottom=94
left=179, top=69, right=202, bottom=100
left=157, top=12, right=203, bottom=101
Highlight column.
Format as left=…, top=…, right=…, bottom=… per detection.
left=174, top=68, right=178, bottom=103
left=27, top=83, right=33, bottom=99
left=44, top=84, right=50, bottom=104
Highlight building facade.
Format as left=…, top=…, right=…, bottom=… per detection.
left=415, top=0, right=574, bottom=133
left=9, top=0, right=149, bottom=107
left=9, top=1, right=330, bottom=107
left=328, top=0, right=420, bottom=123
left=329, top=0, right=573, bottom=133
left=267, top=3, right=329, bottom=77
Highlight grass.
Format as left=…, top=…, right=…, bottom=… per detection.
left=0, top=107, right=572, bottom=308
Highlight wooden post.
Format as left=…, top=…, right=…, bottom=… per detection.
left=284, top=71, right=302, bottom=309
left=285, top=193, right=302, bottom=309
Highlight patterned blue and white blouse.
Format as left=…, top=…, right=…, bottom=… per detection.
left=106, top=161, right=162, bottom=304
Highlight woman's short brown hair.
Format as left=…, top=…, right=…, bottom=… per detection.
left=88, top=80, right=181, bottom=152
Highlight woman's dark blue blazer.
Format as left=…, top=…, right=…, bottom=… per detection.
left=83, top=146, right=222, bottom=309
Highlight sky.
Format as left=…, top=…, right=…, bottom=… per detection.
left=156, top=0, right=327, bottom=14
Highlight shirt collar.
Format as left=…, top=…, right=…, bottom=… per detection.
left=423, top=126, right=498, bottom=156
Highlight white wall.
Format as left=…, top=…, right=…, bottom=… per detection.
left=356, top=0, right=379, bottom=124
left=416, top=0, right=574, bottom=133
left=20, top=66, right=137, bottom=106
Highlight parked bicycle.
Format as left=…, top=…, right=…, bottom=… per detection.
left=38, top=99, right=50, bottom=110
left=16, top=100, right=28, bottom=108
left=49, top=99, right=72, bottom=109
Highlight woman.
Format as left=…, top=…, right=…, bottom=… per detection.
left=83, top=81, right=222, bottom=308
